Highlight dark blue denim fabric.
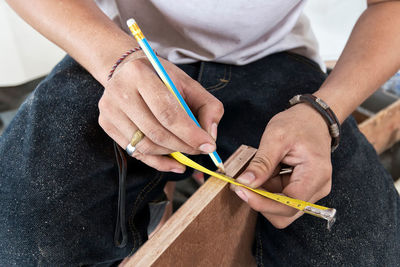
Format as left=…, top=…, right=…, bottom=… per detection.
left=0, top=52, right=399, bottom=266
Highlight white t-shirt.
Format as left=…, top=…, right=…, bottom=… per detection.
left=96, top=0, right=324, bottom=70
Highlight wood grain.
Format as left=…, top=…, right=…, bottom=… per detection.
left=125, top=145, right=257, bottom=267
left=359, top=99, right=400, bottom=154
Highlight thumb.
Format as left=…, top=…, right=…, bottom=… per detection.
left=236, top=128, right=288, bottom=188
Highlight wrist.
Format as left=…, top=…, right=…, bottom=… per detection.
left=289, top=94, right=340, bottom=151
left=107, top=48, right=147, bottom=81
left=292, top=103, right=330, bottom=134
left=313, top=87, right=352, bottom=124
left=92, top=35, right=139, bottom=86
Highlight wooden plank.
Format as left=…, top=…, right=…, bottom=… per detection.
left=125, top=145, right=257, bottom=267
left=359, top=99, right=400, bottom=154
left=352, top=108, right=373, bottom=124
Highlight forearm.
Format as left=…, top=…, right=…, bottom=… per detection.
left=315, top=1, right=400, bottom=123
left=6, top=0, right=137, bottom=86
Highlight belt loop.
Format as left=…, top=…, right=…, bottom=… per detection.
left=197, top=61, right=205, bottom=83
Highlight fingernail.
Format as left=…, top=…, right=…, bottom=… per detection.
left=236, top=172, right=255, bottom=186
left=171, top=168, right=185, bottom=174
left=199, top=143, right=215, bottom=153
left=235, top=189, right=248, bottom=202
left=210, top=123, right=218, bottom=140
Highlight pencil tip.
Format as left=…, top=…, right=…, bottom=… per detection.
left=217, top=163, right=226, bottom=174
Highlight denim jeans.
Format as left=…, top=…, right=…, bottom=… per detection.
left=0, top=52, right=399, bottom=266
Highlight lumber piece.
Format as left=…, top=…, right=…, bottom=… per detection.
left=125, top=145, right=257, bottom=267
left=359, top=99, right=400, bottom=154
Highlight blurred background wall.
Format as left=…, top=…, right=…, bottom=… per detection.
left=0, top=0, right=366, bottom=86
left=0, top=1, right=65, bottom=86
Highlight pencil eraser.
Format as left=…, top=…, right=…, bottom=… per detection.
left=127, top=18, right=136, bottom=27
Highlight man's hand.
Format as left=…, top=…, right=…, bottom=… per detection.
left=231, top=103, right=332, bottom=228
left=98, top=52, right=224, bottom=173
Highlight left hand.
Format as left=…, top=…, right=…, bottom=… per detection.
left=231, top=103, right=333, bottom=228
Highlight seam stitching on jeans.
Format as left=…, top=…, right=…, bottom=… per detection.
left=129, top=173, right=161, bottom=252
left=197, top=61, right=205, bottom=83
left=206, top=65, right=227, bottom=90
left=206, top=65, right=232, bottom=92
left=128, top=171, right=164, bottom=253
left=130, top=173, right=163, bottom=250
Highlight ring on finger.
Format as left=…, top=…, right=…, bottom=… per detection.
left=125, top=129, right=145, bottom=156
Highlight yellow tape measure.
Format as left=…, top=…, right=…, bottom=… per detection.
left=171, top=152, right=337, bottom=229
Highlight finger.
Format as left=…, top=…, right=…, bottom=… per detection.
left=281, top=165, right=331, bottom=206
left=98, top=97, right=173, bottom=155
left=262, top=190, right=327, bottom=229
left=263, top=210, right=304, bottom=229
left=134, top=153, right=186, bottom=174
left=231, top=185, right=300, bottom=217
left=98, top=114, right=130, bottom=149
left=180, top=79, right=224, bottom=140
left=231, top=173, right=331, bottom=220
left=132, top=62, right=216, bottom=153
left=165, top=63, right=224, bottom=141
left=236, top=126, right=290, bottom=188
left=233, top=173, right=284, bottom=193
left=105, top=82, right=198, bottom=154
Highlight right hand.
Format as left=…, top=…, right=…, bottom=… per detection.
left=98, top=51, right=224, bottom=173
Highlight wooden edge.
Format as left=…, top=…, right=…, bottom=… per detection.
left=352, top=108, right=373, bottom=124
left=126, top=145, right=257, bottom=267
left=359, top=98, right=400, bottom=154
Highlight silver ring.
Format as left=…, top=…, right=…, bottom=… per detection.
left=125, top=143, right=137, bottom=156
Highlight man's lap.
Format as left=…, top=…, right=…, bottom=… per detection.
left=0, top=57, right=167, bottom=265
left=0, top=53, right=398, bottom=265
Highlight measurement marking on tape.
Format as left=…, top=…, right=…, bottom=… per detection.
left=170, top=152, right=337, bottom=230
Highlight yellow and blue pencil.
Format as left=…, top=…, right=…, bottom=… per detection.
left=127, top=18, right=225, bottom=172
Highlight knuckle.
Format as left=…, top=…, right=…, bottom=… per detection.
left=98, top=115, right=105, bottom=128
left=324, top=162, right=333, bottom=176
left=321, top=183, right=332, bottom=197
left=136, top=139, right=152, bottom=155
left=98, top=118, right=116, bottom=137
left=214, top=100, right=225, bottom=116
left=147, top=128, right=168, bottom=145
left=98, top=116, right=109, bottom=131
left=270, top=126, right=286, bottom=142
left=271, top=220, right=290, bottom=229
left=251, top=155, right=273, bottom=174
left=158, top=107, right=178, bottom=127
left=98, top=97, right=108, bottom=112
